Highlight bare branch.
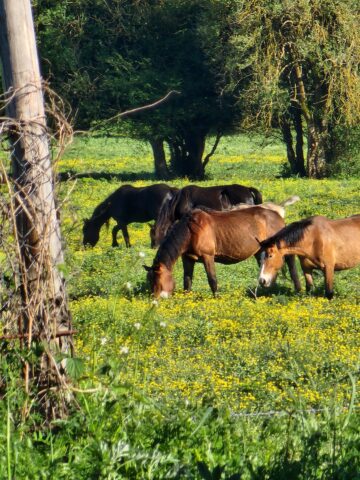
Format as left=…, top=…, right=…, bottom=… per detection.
left=98, top=90, right=181, bottom=125
left=202, top=130, right=222, bottom=169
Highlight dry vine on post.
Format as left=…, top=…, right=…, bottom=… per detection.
left=0, top=0, right=74, bottom=421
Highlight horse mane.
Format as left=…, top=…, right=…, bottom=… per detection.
left=261, top=218, right=314, bottom=248
left=154, top=189, right=182, bottom=242
left=153, top=214, right=192, bottom=269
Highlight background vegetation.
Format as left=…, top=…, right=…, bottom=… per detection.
left=1, top=135, right=359, bottom=478
left=0, top=0, right=359, bottom=477
left=31, top=0, right=360, bottom=178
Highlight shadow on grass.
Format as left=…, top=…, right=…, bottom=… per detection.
left=250, top=282, right=329, bottom=301
left=58, top=170, right=158, bottom=183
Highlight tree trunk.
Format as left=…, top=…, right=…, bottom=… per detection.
left=0, top=0, right=72, bottom=419
left=150, top=138, right=169, bottom=178
left=169, top=129, right=207, bottom=179
left=306, top=122, right=327, bottom=178
left=292, top=104, right=306, bottom=176
left=280, top=115, right=297, bottom=172
left=292, top=62, right=327, bottom=178
left=183, top=129, right=206, bottom=179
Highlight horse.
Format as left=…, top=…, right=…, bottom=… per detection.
left=144, top=206, right=301, bottom=298
left=83, top=184, right=178, bottom=248
left=258, top=214, right=360, bottom=299
left=152, top=183, right=263, bottom=247
left=229, top=195, right=300, bottom=219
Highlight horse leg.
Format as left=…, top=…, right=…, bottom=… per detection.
left=300, top=258, right=314, bottom=293
left=285, top=255, right=301, bottom=292
left=112, top=224, right=121, bottom=247
left=324, top=264, right=335, bottom=300
left=182, top=255, right=195, bottom=292
left=202, top=255, right=217, bottom=296
left=120, top=225, right=131, bottom=248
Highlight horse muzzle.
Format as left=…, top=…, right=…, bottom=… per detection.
left=258, top=274, right=273, bottom=288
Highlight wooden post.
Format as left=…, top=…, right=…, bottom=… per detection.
left=0, top=0, right=72, bottom=418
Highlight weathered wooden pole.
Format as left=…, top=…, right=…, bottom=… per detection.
left=0, top=0, right=72, bottom=418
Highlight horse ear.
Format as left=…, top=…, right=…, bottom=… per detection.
left=143, top=264, right=152, bottom=272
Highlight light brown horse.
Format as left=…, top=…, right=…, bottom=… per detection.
left=144, top=207, right=301, bottom=297
left=258, top=214, right=360, bottom=299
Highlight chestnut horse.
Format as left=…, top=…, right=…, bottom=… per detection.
left=258, top=214, right=360, bottom=299
left=144, top=207, right=301, bottom=297
left=152, top=184, right=263, bottom=246
left=83, top=184, right=178, bottom=248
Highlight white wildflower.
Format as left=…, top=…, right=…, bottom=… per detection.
left=139, top=251, right=146, bottom=258
left=100, top=337, right=107, bottom=346
left=120, top=346, right=129, bottom=355
left=159, top=321, right=167, bottom=328
left=125, top=281, right=132, bottom=290
left=134, top=322, right=141, bottom=330
left=151, top=299, right=158, bottom=306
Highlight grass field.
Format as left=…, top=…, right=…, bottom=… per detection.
left=1, top=134, right=360, bottom=478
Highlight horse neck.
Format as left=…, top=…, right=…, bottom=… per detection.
left=154, top=215, right=191, bottom=270
left=90, top=202, right=111, bottom=228
left=278, top=239, right=308, bottom=257
left=155, top=191, right=180, bottom=241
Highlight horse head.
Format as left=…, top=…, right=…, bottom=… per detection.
left=83, top=218, right=100, bottom=247
left=258, top=241, right=284, bottom=287
left=143, top=263, right=175, bottom=298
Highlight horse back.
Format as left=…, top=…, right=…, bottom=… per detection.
left=109, top=184, right=176, bottom=223
left=223, top=184, right=262, bottom=205
left=190, top=208, right=284, bottom=260
left=297, top=215, right=360, bottom=269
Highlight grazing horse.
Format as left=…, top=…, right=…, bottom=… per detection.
left=144, top=206, right=301, bottom=297
left=258, top=214, right=360, bottom=299
left=83, top=184, right=178, bottom=248
left=152, top=184, right=263, bottom=246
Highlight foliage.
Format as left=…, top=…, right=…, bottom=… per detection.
left=221, top=0, right=360, bottom=176
left=1, top=134, right=359, bottom=478
left=30, top=0, right=360, bottom=178
left=33, top=0, right=240, bottom=178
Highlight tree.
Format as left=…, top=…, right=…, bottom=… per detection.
left=33, top=0, right=240, bottom=179
left=0, top=0, right=72, bottom=419
left=222, top=0, right=360, bottom=178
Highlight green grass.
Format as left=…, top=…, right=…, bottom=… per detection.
left=1, top=134, right=360, bottom=479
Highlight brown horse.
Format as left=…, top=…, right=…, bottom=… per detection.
left=144, top=207, right=301, bottom=297
left=258, top=214, right=360, bottom=299
left=152, top=183, right=263, bottom=246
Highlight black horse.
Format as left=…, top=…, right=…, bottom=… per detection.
left=152, top=184, right=263, bottom=246
left=83, top=184, right=178, bottom=248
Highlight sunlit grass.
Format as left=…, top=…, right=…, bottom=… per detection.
left=59, top=134, right=360, bottom=416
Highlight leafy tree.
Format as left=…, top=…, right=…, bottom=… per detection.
left=34, top=0, right=240, bottom=179
left=222, top=0, right=360, bottom=178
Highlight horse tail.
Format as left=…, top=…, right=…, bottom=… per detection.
left=154, top=190, right=180, bottom=246
left=280, top=195, right=300, bottom=207
left=249, top=187, right=263, bottom=205
left=219, top=191, right=232, bottom=209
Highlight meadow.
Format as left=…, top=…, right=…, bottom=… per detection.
left=1, top=135, right=360, bottom=479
